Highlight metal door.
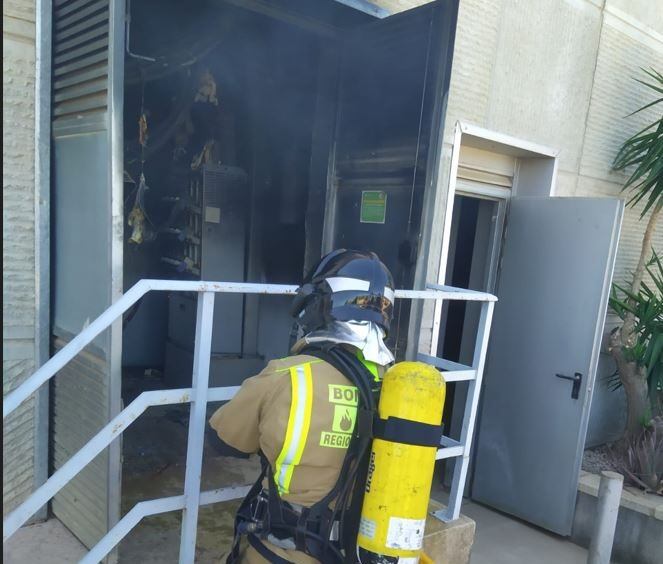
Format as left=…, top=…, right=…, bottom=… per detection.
left=471, top=197, right=623, bottom=535
left=322, top=0, right=459, bottom=356
left=50, top=0, right=124, bottom=552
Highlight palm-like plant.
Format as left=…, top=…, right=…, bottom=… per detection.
left=613, top=68, right=663, bottom=217
left=610, top=67, right=663, bottom=437
left=610, top=253, right=663, bottom=404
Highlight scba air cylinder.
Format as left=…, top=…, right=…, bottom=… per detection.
left=357, top=362, right=446, bottom=564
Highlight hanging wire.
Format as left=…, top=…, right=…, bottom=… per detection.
left=134, top=73, right=155, bottom=229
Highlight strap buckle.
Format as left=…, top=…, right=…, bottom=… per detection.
left=237, top=491, right=269, bottom=536
left=252, top=491, right=269, bottom=523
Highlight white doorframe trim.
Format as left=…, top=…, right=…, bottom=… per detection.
left=458, top=121, right=559, bottom=158
left=429, top=121, right=559, bottom=355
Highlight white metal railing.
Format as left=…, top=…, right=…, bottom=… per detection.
left=2, top=279, right=496, bottom=563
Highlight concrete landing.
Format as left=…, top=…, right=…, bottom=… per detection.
left=464, top=500, right=590, bottom=564
left=4, top=501, right=593, bottom=564
left=3, top=518, right=87, bottom=564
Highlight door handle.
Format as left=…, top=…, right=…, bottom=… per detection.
left=555, top=372, right=582, bottom=400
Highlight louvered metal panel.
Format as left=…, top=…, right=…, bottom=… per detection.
left=50, top=0, right=124, bottom=556
left=51, top=338, right=110, bottom=548
left=52, top=0, right=109, bottom=124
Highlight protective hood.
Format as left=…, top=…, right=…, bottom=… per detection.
left=292, top=320, right=395, bottom=367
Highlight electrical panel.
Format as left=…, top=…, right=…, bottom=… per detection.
left=162, top=163, right=248, bottom=356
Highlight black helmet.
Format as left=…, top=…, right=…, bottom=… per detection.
left=291, top=249, right=395, bottom=335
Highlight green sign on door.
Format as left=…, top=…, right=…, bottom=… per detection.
left=360, top=191, right=387, bottom=224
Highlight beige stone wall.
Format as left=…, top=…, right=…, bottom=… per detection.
left=382, top=0, right=662, bottom=444
left=375, top=0, right=662, bottom=297
left=401, top=0, right=663, bottom=353
left=3, top=0, right=37, bottom=516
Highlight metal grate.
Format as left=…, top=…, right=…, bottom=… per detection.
left=202, top=164, right=248, bottom=210
left=52, top=0, right=109, bottom=123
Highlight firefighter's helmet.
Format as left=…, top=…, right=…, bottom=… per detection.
left=291, top=249, right=395, bottom=335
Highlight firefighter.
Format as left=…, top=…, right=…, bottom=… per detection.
left=209, top=249, right=396, bottom=563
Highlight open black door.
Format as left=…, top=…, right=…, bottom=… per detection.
left=323, top=0, right=459, bottom=357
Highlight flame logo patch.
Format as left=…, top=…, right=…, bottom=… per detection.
left=339, top=410, right=353, bottom=432
left=332, top=405, right=357, bottom=434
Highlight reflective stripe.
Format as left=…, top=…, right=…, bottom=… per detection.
left=274, top=363, right=314, bottom=494
left=325, top=277, right=370, bottom=293
left=357, top=350, right=380, bottom=382
left=384, top=287, right=395, bottom=303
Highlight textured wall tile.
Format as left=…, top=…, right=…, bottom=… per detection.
left=579, top=22, right=662, bottom=184
left=445, top=0, right=504, bottom=136
left=485, top=0, right=602, bottom=172
left=2, top=0, right=36, bottom=518
left=3, top=0, right=35, bottom=22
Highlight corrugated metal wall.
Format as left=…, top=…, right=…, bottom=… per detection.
left=50, top=0, right=123, bottom=551
left=52, top=0, right=109, bottom=123
left=2, top=0, right=39, bottom=518
left=51, top=338, right=110, bottom=548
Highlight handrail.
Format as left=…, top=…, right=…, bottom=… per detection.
left=3, top=386, right=238, bottom=540
left=3, top=281, right=297, bottom=419
left=3, top=279, right=494, bottom=420
left=80, top=485, right=253, bottom=564
left=2, top=279, right=496, bottom=563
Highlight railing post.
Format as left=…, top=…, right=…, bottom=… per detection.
left=179, top=291, right=215, bottom=563
left=435, top=300, right=494, bottom=522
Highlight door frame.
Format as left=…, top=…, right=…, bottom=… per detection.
left=430, top=121, right=559, bottom=355
left=108, top=0, right=125, bottom=542
left=435, top=185, right=507, bottom=363
left=455, top=182, right=508, bottom=295
left=436, top=186, right=507, bottom=494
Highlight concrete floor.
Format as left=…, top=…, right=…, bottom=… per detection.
left=4, top=499, right=591, bottom=564
left=463, top=500, right=589, bottom=564
left=4, top=391, right=591, bottom=563
left=3, top=518, right=86, bottom=563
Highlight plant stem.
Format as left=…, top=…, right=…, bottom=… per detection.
left=622, top=199, right=662, bottom=348
left=610, top=328, right=650, bottom=437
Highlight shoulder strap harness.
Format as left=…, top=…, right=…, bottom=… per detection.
left=227, top=344, right=376, bottom=564
left=226, top=346, right=444, bottom=563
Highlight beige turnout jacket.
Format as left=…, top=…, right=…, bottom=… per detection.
left=210, top=354, right=366, bottom=563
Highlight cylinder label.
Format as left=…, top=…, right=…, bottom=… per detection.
left=386, top=517, right=425, bottom=550
left=359, top=516, right=377, bottom=540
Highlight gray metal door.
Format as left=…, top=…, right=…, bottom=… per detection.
left=471, top=197, right=623, bottom=535
left=50, top=0, right=124, bottom=552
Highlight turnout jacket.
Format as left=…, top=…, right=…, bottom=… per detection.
left=210, top=353, right=379, bottom=563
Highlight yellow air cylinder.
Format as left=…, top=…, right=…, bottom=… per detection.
left=357, top=361, right=446, bottom=564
